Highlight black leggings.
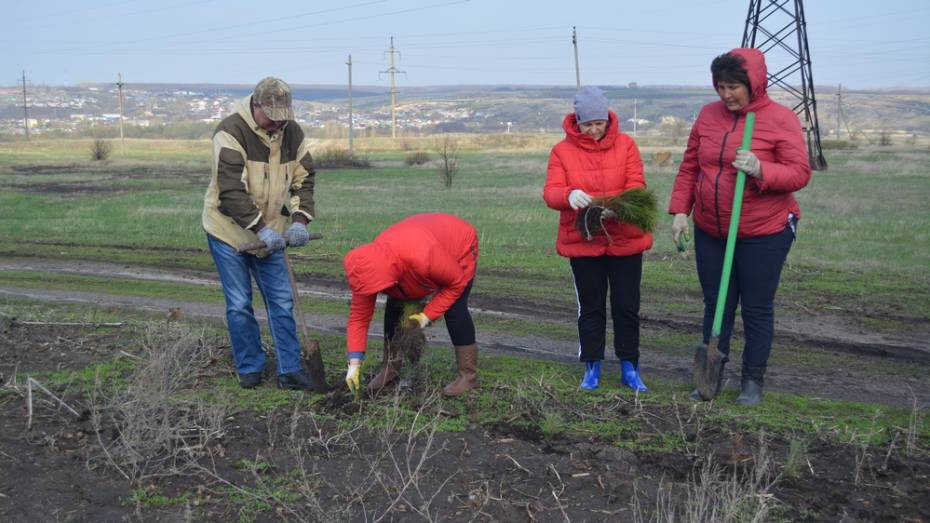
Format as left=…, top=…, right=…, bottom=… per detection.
left=570, top=255, right=642, bottom=363
left=384, top=279, right=475, bottom=346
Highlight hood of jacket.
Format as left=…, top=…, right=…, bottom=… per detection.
left=718, top=48, right=771, bottom=115
left=233, top=95, right=282, bottom=144
left=562, top=110, right=620, bottom=151
left=343, top=243, right=401, bottom=296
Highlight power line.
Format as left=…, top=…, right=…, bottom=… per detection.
left=379, top=36, right=406, bottom=139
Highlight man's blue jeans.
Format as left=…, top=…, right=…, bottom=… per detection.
left=207, top=235, right=302, bottom=376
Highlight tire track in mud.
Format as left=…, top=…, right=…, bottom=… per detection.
left=1, top=256, right=929, bottom=407
left=2, top=256, right=927, bottom=361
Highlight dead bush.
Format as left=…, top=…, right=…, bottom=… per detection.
left=314, top=145, right=371, bottom=169
left=437, top=135, right=460, bottom=188
left=404, top=151, right=431, bottom=166
left=88, top=323, right=227, bottom=483
left=89, top=139, right=112, bottom=161
left=634, top=432, right=779, bottom=523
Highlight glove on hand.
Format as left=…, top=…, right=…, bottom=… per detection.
left=285, top=222, right=310, bottom=247
left=568, top=189, right=593, bottom=210
left=257, top=227, right=286, bottom=252
left=672, top=213, right=691, bottom=252
left=408, top=312, right=430, bottom=329
left=732, top=150, right=762, bottom=179
left=346, top=361, right=361, bottom=399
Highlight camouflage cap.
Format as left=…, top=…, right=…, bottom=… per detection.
left=253, top=77, right=294, bottom=121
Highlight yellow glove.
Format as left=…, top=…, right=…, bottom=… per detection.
left=408, top=312, right=430, bottom=329
left=346, top=361, right=361, bottom=400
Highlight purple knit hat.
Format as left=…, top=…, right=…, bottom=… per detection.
left=573, top=86, right=609, bottom=124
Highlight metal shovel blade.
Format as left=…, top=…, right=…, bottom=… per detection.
left=693, top=339, right=724, bottom=400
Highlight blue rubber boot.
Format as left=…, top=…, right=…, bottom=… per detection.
left=580, top=361, right=601, bottom=390
left=620, top=360, right=649, bottom=393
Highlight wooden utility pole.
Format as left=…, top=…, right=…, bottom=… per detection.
left=380, top=36, right=405, bottom=139
left=834, top=84, right=842, bottom=139
left=116, top=73, right=126, bottom=155
left=21, top=70, right=29, bottom=140
left=632, top=99, right=639, bottom=137
left=347, top=54, right=354, bottom=153
left=572, top=27, right=581, bottom=89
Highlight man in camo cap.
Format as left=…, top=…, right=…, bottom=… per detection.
left=202, top=76, right=319, bottom=391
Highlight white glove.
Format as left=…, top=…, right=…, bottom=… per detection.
left=732, top=150, right=762, bottom=179
left=568, top=189, right=593, bottom=210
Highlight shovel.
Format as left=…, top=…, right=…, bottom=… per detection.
left=694, top=112, right=755, bottom=401
left=238, top=232, right=330, bottom=393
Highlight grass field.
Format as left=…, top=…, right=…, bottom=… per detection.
left=1, top=137, right=928, bottom=315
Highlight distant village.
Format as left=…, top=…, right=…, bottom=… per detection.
left=0, top=83, right=663, bottom=139
left=2, top=83, right=926, bottom=141
left=0, top=84, right=540, bottom=138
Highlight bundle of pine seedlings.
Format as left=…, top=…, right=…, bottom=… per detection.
left=575, top=187, right=658, bottom=240
left=391, top=300, right=427, bottom=365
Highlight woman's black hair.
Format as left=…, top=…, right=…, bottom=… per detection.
left=711, top=53, right=751, bottom=91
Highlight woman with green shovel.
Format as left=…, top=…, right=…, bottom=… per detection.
left=668, top=49, right=811, bottom=405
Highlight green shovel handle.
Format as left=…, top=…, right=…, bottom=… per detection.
left=711, top=112, right=755, bottom=336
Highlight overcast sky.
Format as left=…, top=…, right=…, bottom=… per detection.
left=3, top=0, right=929, bottom=89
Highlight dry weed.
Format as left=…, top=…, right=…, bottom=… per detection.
left=88, top=323, right=227, bottom=483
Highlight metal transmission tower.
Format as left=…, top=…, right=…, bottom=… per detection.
left=742, top=0, right=827, bottom=170
left=21, top=70, right=29, bottom=140
left=379, top=36, right=405, bottom=139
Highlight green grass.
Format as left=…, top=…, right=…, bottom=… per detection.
left=2, top=142, right=929, bottom=323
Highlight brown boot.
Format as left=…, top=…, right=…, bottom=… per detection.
left=444, top=344, right=478, bottom=396
left=367, top=340, right=402, bottom=394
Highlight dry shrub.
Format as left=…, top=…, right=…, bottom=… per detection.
left=634, top=432, right=779, bottom=523
left=89, top=139, right=112, bottom=161
left=314, top=145, right=371, bottom=169
left=197, top=392, right=454, bottom=522
left=393, top=300, right=427, bottom=365
left=89, top=323, right=227, bottom=483
left=437, top=135, right=460, bottom=188
left=404, top=151, right=431, bottom=166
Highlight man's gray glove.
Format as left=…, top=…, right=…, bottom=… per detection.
left=732, top=150, right=762, bottom=179
left=257, top=227, right=286, bottom=252
left=284, top=222, right=310, bottom=247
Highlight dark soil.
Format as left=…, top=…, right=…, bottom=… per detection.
left=1, top=323, right=929, bottom=522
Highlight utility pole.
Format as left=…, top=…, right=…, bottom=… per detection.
left=834, top=84, right=842, bottom=139
left=116, top=72, right=126, bottom=155
left=572, top=26, right=581, bottom=89
left=380, top=36, right=405, bottom=139
left=347, top=54, right=354, bottom=153
left=632, top=98, right=638, bottom=137
left=21, top=70, right=29, bottom=140
left=743, top=0, right=827, bottom=170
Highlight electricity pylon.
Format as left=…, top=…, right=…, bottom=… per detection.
left=743, top=0, right=827, bottom=170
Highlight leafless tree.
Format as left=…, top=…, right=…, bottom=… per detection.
left=437, top=135, right=460, bottom=189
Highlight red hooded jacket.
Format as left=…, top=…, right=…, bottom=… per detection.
left=544, top=111, right=654, bottom=257
left=342, top=213, right=479, bottom=355
left=668, top=48, right=811, bottom=239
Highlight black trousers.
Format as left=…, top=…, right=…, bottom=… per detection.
left=384, top=279, right=476, bottom=346
left=569, top=255, right=642, bottom=363
left=694, top=224, right=794, bottom=375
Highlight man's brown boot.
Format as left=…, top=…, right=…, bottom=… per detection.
left=444, top=344, right=478, bottom=396
left=367, top=340, right=402, bottom=394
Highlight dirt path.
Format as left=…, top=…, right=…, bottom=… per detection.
left=2, top=256, right=928, bottom=407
